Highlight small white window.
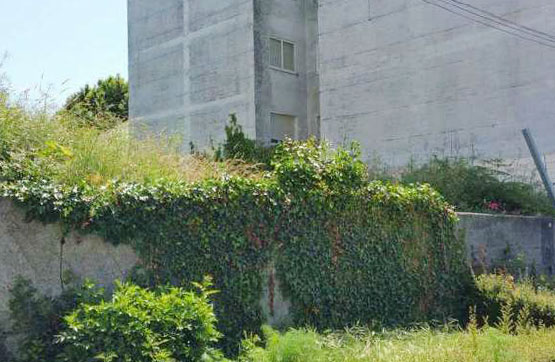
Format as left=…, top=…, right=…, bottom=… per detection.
left=270, top=113, right=296, bottom=144
left=269, top=37, right=296, bottom=72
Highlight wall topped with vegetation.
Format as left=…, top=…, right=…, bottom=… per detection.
left=0, top=138, right=472, bottom=353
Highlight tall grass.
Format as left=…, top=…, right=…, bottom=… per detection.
left=0, top=92, right=261, bottom=186
left=240, top=324, right=555, bottom=362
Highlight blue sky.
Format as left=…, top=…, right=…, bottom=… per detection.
left=0, top=0, right=127, bottom=106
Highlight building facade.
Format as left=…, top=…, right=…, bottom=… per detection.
left=128, top=0, right=555, bottom=174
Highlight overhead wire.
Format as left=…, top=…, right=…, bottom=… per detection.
left=420, top=0, right=555, bottom=49
left=445, top=0, right=555, bottom=41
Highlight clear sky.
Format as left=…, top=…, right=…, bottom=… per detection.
left=0, top=0, right=127, bottom=106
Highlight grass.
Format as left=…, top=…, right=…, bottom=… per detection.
left=0, top=91, right=262, bottom=186
left=241, top=279, right=555, bottom=362
left=239, top=324, right=555, bottom=362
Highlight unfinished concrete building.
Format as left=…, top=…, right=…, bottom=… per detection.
left=128, top=0, right=555, bottom=173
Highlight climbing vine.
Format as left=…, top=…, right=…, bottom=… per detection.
left=1, top=138, right=473, bottom=354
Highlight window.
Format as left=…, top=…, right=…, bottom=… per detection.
left=270, top=113, right=296, bottom=144
left=269, top=37, right=295, bottom=72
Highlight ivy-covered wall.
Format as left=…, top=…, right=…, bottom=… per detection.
left=0, top=140, right=473, bottom=353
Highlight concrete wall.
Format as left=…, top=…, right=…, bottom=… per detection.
left=318, top=0, right=555, bottom=177
left=128, top=0, right=257, bottom=149
left=0, top=199, right=138, bottom=350
left=459, top=212, right=554, bottom=276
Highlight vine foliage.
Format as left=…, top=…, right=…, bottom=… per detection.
left=1, top=136, right=473, bottom=354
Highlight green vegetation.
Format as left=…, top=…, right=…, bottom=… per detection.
left=474, top=274, right=555, bottom=328
left=63, top=75, right=129, bottom=129
left=56, top=278, right=223, bottom=362
left=8, top=277, right=104, bottom=362
left=7, top=278, right=224, bottom=362
left=214, top=114, right=274, bottom=166
left=2, top=83, right=553, bottom=360
left=0, top=97, right=260, bottom=186
left=239, top=324, right=555, bottom=362
left=7, top=275, right=555, bottom=362
left=0, top=90, right=471, bottom=353
left=400, top=157, right=554, bottom=216
left=1, top=137, right=471, bottom=353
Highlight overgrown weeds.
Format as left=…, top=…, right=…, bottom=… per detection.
left=0, top=98, right=262, bottom=186
left=400, top=157, right=554, bottom=216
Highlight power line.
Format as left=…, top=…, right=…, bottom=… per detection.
left=438, top=0, right=555, bottom=43
left=420, top=0, right=555, bottom=49
left=446, top=0, right=555, bottom=41
left=425, top=0, right=555, bottom=47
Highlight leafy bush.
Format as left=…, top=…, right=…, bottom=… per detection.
left=474, top=274, right=555, bottom=328
left=63, top=75, right=128, bottom=129
left=7, top=277, right=104, bottom=362
left=56, top=278, right=224, bottom=362
left=401, top=157, right=554, bottom=216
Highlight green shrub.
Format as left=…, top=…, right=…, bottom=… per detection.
left=401, top=157, right=554, bottom=216
left=56, top=278, right=224, bottom=362
left=214, top=114, right=274, bottom=166
left=7, top=277, right=104, bottom=362
left=474, top=274, right=555, bottom=328
left=63, top=75, right=128, bottom=129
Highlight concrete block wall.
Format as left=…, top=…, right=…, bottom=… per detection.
left=0, top=195, right=553, bottom=348
left=318, top=0, right=555, bottom=178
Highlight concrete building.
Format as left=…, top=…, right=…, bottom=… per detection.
left=128, top=0, right=319, bottom=150
left=128, top=0, right=555, bottom=175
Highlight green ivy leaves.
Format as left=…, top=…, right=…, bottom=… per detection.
left=1, top=139, right=472, bottom=355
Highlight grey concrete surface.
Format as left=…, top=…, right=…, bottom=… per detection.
left=128, top=0, right=320, bottom=148
left=0, top=199, right=138, bottom=350
left=129, top=1, right=555, bottom=180
left=128, top=0, right=258, bottom=150
left=459, top=212, right=554, bottom=275
left=318, top=0, right=555, bottom=178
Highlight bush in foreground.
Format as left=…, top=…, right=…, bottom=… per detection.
left=8, top=277, right=104, bottom=362
left=56, top=279, right=223, bottom=362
